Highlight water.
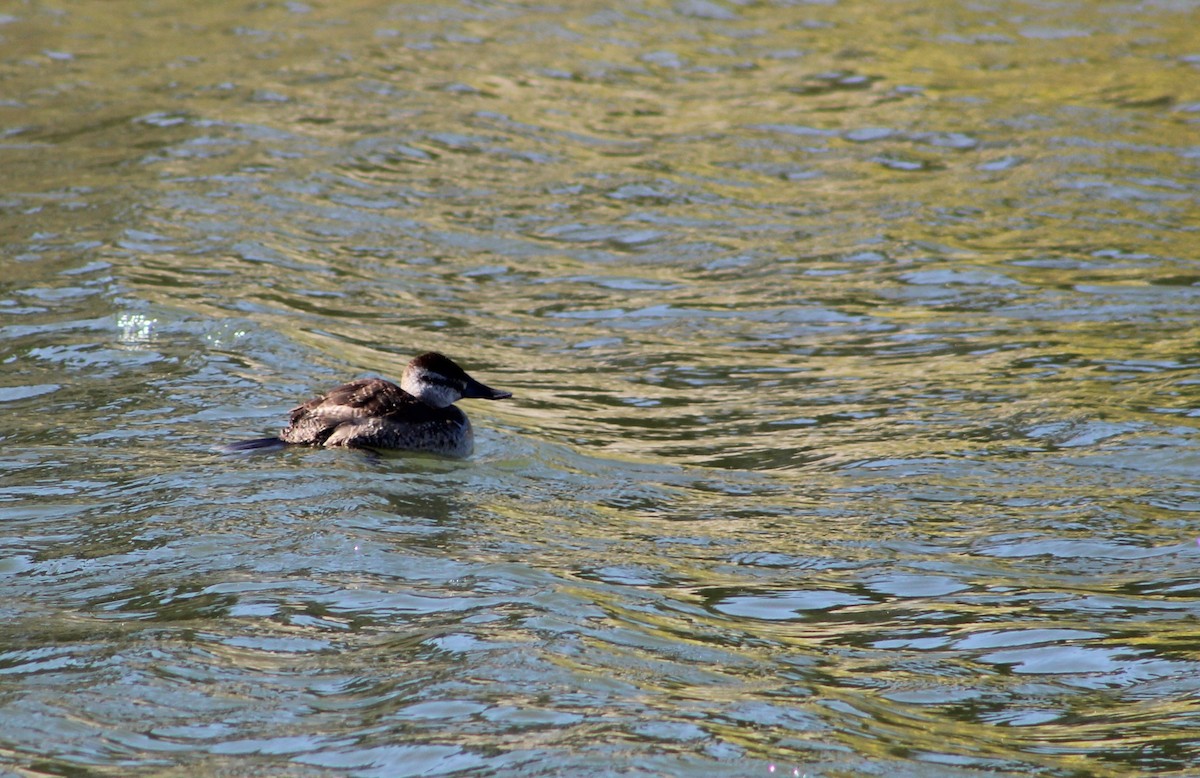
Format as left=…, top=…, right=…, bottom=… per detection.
left=3, top=0, right=1199, bottom=775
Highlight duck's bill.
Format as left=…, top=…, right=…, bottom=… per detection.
left=463, top=379, right=513, bottom=400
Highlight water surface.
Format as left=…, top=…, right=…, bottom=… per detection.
left=2, top=0, right=1199, bottom=775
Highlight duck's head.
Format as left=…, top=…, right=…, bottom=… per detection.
left=401, top=352, right=513, bottom=408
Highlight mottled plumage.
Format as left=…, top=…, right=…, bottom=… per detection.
left=226, top=352, right=511, bottom=457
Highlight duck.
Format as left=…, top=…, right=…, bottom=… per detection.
left=225, top=352, right=512, bottom=457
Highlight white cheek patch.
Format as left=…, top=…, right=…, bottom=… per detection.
left=402, top=369, right=463, bottom=408
left=423, top=384, right=460, bottom=408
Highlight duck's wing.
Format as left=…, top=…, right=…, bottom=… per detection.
left=281, top=378, right=417, bottom=445
left=289, top=378, right=415, bottom=421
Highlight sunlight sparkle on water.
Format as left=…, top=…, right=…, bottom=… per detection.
left=117, top=313, right=157, bottom=343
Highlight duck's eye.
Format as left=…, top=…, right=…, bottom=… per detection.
left=422, top=375, right=463, bottom=392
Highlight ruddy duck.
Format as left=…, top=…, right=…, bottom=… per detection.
left=226, top=352, right=512, bottom=457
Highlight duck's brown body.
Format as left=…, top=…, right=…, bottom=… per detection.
left=280, top=377, right=475, bottom=456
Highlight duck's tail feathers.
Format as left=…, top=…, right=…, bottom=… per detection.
left=223, top=436, right=288, bottom=453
